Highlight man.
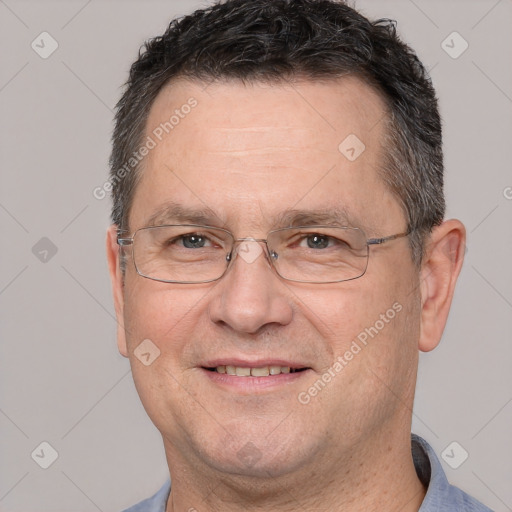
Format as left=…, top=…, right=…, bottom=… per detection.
left=106, top=0, right=491, bottom=510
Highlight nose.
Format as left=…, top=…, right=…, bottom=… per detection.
left=208, top=240, right=293, bottom=334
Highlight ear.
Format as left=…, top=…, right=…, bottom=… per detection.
left=418, top=219, right=466, bottom=352
left=106, top=225, right=128, bottom=357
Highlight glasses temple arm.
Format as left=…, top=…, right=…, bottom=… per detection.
left=366, top=231, right=411, bottom=246
left=117, top=238, right=134, bottom=246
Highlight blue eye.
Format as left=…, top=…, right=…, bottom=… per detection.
left=181, top=234, right=207, bottom=248
left=306, top=234, right=330, bottom=249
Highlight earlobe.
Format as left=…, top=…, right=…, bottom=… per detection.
left=418, top=219, right=466, bottom=352
left=106, top=225, right=129, bottom=357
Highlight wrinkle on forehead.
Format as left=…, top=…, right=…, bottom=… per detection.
left=130, top=77, right=404, bottom=239
left=193, top=126, right=336, bottom=154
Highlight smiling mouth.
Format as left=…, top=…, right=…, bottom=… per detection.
left=204, top=365, right=309, bottom=377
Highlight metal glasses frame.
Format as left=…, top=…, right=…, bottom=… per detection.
left=117, top=224, right=410, bottom=284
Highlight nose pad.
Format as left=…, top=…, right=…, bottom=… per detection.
left=226, top=239, right=276, bottom=272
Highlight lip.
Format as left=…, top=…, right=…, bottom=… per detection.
left=201, top=358, right=309, bottom=369
left=199, top=358, right=312, bottom=394
left=201, top=367, right=312, bottom=393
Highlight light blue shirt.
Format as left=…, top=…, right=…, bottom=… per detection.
left=122, top=434, right=492, bottom=511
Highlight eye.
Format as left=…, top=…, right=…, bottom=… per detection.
left=180, top=233, right=210, bottom=249
left=302, top=233, right=331, bottom=249
left=162, top=232, right=215, bottom=249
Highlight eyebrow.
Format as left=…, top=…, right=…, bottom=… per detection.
left=144, top=201, right=358, bottom=231
left=145, top=202, right=225, bottom=227
left=274, top=207, right=354, bottom=228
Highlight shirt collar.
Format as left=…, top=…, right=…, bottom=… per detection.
left=413, top=434, right=491, bottom=511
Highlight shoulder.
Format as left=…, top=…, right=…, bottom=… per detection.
left=121, top=480, right=171, bottom=512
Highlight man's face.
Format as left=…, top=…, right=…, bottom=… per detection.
left=113, top=77, right=421, bottom=478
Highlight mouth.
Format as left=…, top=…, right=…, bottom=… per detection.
left=203, top=365, right=310, bottom=377
left=200, top=359, right=312, bottom=392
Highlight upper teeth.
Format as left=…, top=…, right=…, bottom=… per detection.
left=216, top=365, right=292, bottom=376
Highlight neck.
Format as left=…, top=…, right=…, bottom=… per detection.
left=163, top=428, right=426, bottom=512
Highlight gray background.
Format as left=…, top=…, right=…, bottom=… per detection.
left=0, top=0, right=511, bottom=510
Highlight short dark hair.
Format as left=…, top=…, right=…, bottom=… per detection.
left=110, top=0, right=444, bottom=264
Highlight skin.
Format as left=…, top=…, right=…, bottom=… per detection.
left=106, top=76, right=465, bottom=512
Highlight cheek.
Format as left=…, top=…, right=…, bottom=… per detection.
left=349, top=271, right=421, bottom=409
left=121, top=281, right=206, bottom=427
left=295, top=283, right=402, bottom=355
left=122, top=277, right=188, bottom=361
left=123, top=283, right=164, bottom=350
left=122, top=277, right=215, bottom=372
left=310, top=264, right=420, bottom=384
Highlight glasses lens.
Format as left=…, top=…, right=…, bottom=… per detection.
left=133, top=225, right=233, bottom=283
left=268, top=227, right=368, bottom=283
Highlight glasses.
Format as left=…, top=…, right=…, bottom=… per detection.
left=117, top=224, right=410, bottom=284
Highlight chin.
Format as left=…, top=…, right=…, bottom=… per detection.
left=195, top=422, right=315, bottom=480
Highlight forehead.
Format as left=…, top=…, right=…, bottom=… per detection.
left=129, top=77, right=402, bottom=234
